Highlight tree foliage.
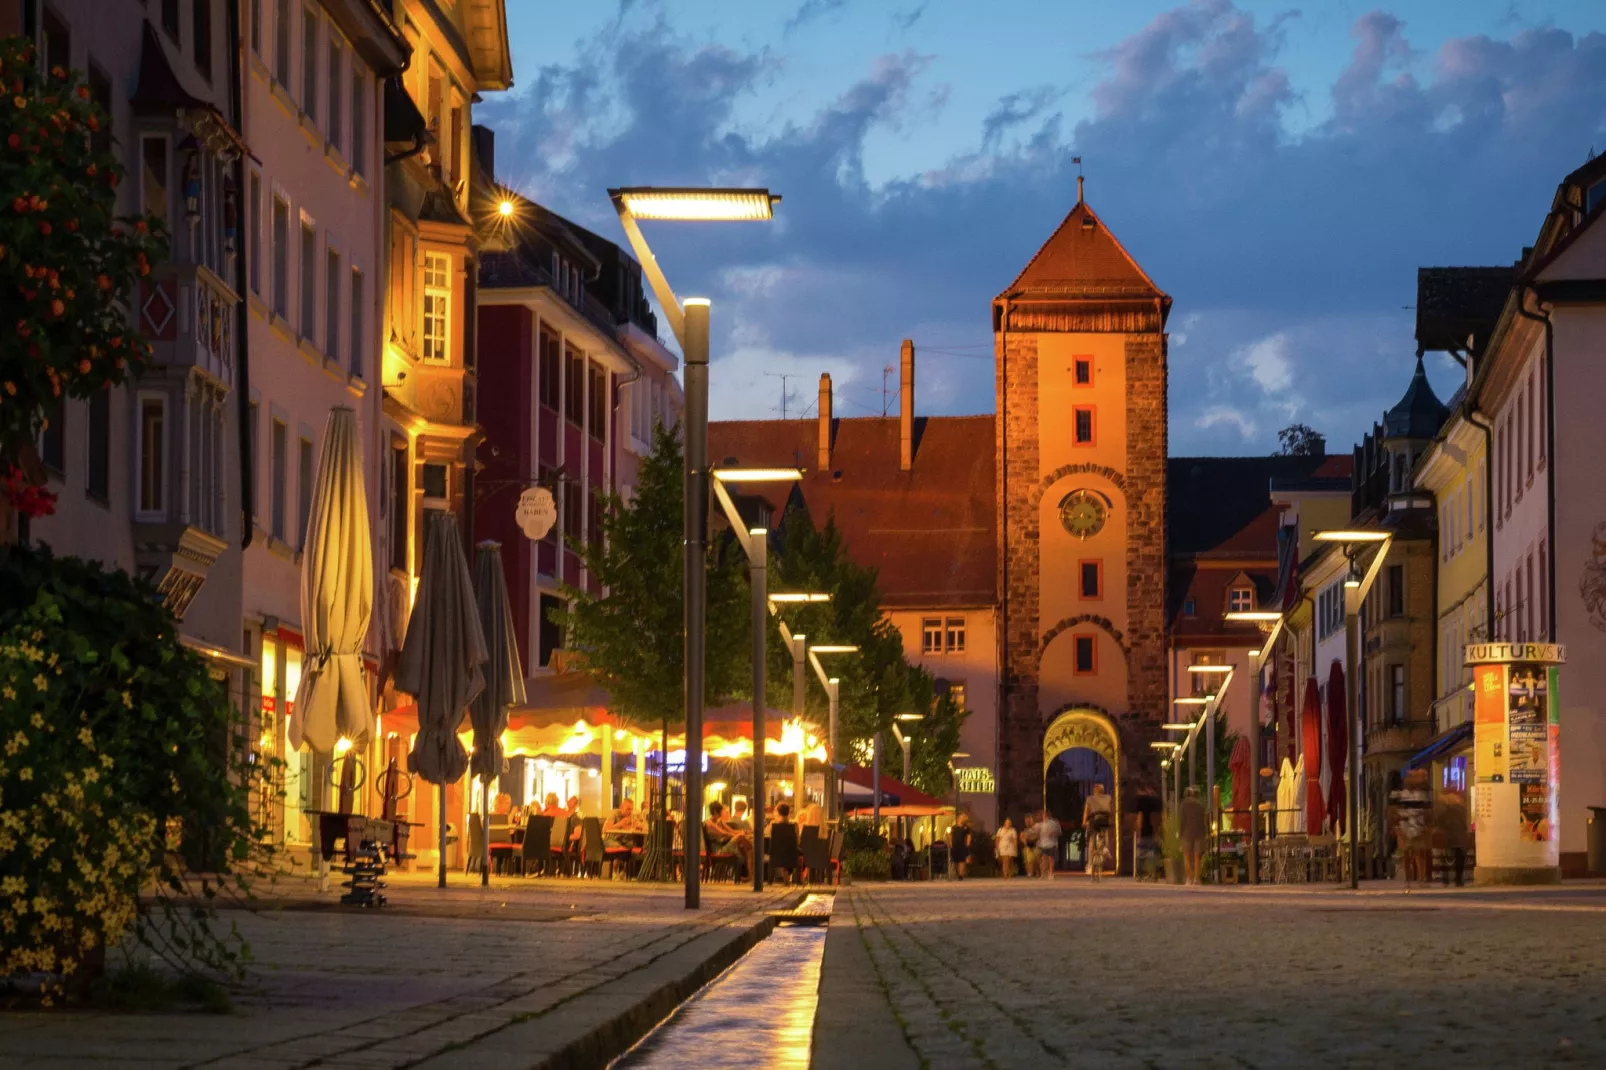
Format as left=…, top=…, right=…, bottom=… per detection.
left=764, top=503, right=964, bottom=797
left=1275, top=423, right=1325, bottom=457
left=564, top=423, right=748, bottom=729
left=0, top=37, right=167, bottom=514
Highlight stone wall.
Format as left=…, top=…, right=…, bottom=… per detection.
left=997, top=331, right=1042, bottom=819
left=1121, top=331, right=1169, bottom=794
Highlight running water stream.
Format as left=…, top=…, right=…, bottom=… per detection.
left=614, top=894, right=833, bottom=1069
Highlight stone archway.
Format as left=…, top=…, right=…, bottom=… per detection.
left=1042, top=707, right=1122, bottom=875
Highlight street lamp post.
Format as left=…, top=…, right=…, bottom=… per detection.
left=609, top=186, right=781, bottom=911
left=1226, top=609, right=1285, bottom=886
left=808, top=646, right=858, bottom=821
left=893, top=714, right=923, bottom=783
left=711, top=469, right=806, bottom=893
left=1312, top=530, right=1392, bottom=890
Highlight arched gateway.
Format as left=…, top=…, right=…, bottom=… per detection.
left=1042, top=707, right=1121, bottom=874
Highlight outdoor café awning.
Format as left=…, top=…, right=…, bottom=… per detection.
left=847, top=804, right=954, bottom=818
left=839, top=764, right=946, bottom=809
left=1403, top=720, right=1474, bottom=771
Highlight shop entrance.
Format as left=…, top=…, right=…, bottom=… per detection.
left=1042, top=708, right=1121, bottom=874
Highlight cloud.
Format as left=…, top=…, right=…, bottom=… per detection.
left=785, top=0, right=849, bottom=35
left=482, top=2, right=1606, bottom=454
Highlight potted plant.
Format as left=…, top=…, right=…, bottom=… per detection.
left=1160, top=813, right=1184, bottom=885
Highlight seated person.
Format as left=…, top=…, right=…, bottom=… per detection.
left=540, top=792, right=565, bottom=818
left=727, top=799, right=754, bottom=833
left=566, top=796, right=585, bottom=849
left=507, top=804, right=526, bottom=827
left=602, top=798, right=644, bottom=849
left=703, top=801, right=753, bottom=872
left=768, top=803, right=799, bottom=881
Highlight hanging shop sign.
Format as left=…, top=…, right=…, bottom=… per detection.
left=1464, top=643, right=1565, bottom=883
left=515, top=486, right=558, bottom=541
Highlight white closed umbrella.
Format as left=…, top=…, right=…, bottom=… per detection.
left=396, top=510, right=487, bottom=888
left=289, top=407, right=375, bottom=756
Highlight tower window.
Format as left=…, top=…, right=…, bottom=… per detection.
left=1079, top=560, right=1102, bottom=599
left=1073, top=635, right=1096, bottom=675
left=1073, top=406, right=1095, bottom=446
left=1073, top=357, right=1093, bottom=386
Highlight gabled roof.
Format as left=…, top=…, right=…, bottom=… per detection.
left=1168, top=455, right=1352, bottom=558
left=998, top=198, right=1167, bottom=303
left=708, top=416, right=997, bottom=608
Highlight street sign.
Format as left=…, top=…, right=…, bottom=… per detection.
left=516, top=486, right=557, bottom=541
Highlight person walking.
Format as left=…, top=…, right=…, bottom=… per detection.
left=1179, top=786, right=1208, bottom=885
left=1082, top=784, right=1114, bottom=883
left=1020, top=813, right=1040, bottom=878
left=1433, top=785, right=1470, bottom=887
left=949, top=814, right=972, bottom=880
left=1036, top=811, right=1063, bottom=879
left=995, top=818, right=1019, bottom=878
left=1391, top=768, right=1433, bottom=888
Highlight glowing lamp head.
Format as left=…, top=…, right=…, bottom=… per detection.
left=498, top=199, right=514, bottom=218
left=611, top=187, right=780, bottom=222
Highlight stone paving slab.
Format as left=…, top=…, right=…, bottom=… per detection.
left=814, top=878, right=1606, bottom=1069
left=1, top=876, right=799, bottom=1069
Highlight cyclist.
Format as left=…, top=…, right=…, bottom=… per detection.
left=1082, top=784, right=1113, bottom=882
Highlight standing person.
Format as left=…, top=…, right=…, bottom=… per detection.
left=1179, top=786, right=1208, bottom=885
left=995, top=818, right=1019, bottom=878
left=1134, top=788, right=1162, bottom=881
left=1082, top=784, right=1115, bottom=883
left=1036, top=811, right=1062, bottom=879
left=950, top=813, right=971, bottom=880
left=1020, top=813, right=1040, bottom=878
left=1433, top=787, right=1470, bottom=887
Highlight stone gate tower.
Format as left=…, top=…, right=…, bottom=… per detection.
left=993, top=182, right=1171, bottom=822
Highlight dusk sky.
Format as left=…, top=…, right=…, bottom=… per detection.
left=481, top=0, right=1606, bottom=456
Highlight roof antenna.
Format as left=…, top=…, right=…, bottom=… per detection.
left=1073, top=155, right=1084, bottom=203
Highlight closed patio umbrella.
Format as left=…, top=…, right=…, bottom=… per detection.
left=470, top=540, right=526, bottom=886
left=395, top=511, right=487, bottom=888
left=1228, top=736, right=1251, bottom=832
left=288, top=407, right=375, bottom=759
left=1326, top=660, right=1348, bottom=836
left=1300, top=678, right=1325, bottom=835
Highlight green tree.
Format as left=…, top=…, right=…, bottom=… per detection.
left=1275, top=423, right=1325, bottom=457
left=563, top=422, right=747, bottom=728
left=0, top=37, right=167, bottom=528
left=763, top=503, right=964, bottom=797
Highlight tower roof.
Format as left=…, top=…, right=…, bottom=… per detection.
left=998, top=198, right=1168, bottom=304
left=1383, top=356, right=1450, bottom=440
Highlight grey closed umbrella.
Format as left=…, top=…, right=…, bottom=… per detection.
left=288, top=407, right=374, bottom=758
left=471, top=540, right=526, bottom=885
left=395, top=511, right=487, bottom=888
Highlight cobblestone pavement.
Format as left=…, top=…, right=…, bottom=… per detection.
left=816, top=879, right=1606, bottom=1069
left=0, top=874, right=798, bottom=1069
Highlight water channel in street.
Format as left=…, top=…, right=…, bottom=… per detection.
left=614, top=894, right=832, bottom=1069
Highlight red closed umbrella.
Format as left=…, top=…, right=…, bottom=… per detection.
left=1228, top=736, right=1251, bottom=831
left=1326, top=661, right=1348, bottom=835
left=1301, top=678, right=1325, bottom=835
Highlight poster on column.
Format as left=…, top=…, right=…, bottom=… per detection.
left=1473, top=663, right=1506, bottom=784
left=1507, top=665, right=1549, bottom=841
left=1464, top=643, right=1565, bottom=877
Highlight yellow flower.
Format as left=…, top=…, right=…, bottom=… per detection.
left=18, top=768, right=32, bottom=781
left=31, top=673, right=47, bottom=692
left=1, top=686, right=14, bottom=701
left=77, top=727, right=92, bottom=747
left=121, top=691, right=133, bottom=709
left=29, top=713, right=43, bottom=729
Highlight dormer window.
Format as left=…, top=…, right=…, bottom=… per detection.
left=1587, top=178, right=1606, bottom=216
left=1228, top=587, right=1254, bottom=614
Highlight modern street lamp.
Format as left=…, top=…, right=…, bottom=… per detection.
left=1312, top=528, right=1393, bottom=890
left=808, top=645, right=859, bottom=821
left=893, top=713, right=924, bottom=783
left=711, top=468, right=804, bottom=892
left=610, top=185, right=780, bottom=911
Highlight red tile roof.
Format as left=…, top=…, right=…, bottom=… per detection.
left=999, top=199, right=1167, bottom=301
left=708, top=415, right=997, bottom=608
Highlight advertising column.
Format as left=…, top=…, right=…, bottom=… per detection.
left=1466, top=642, right=1565, bottom=885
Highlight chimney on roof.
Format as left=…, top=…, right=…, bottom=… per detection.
left=817, top=373, right=833, bottom=471
left=1077, top=174, right=1084, bottom=203
left=899, top=339, right=915, bottom=472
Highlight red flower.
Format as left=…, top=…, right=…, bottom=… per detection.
left=5, top=133, right=17, bottom=149
left=11, top=196, right=25, bottom=212
left=2, top=466, right=58, bottom=520
left=37, top=221, right=50, bottom=235
left=50, top=299, right=64, bottom=317
left=77, top=359, right=91, bottom=374
left=97, top=274, right=111, bottom=291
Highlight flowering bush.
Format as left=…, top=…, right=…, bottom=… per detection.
left=0, top=547, right=276, bottom=1003
left=0, top=35, right=166, bottom=519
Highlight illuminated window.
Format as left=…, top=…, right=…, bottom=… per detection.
left=422, top=252, right=451, bottom=362
left=1192, top=651, right=1225, bottom=696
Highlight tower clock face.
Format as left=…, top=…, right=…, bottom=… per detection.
left=1059, top=490, right=1108, bottom=539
